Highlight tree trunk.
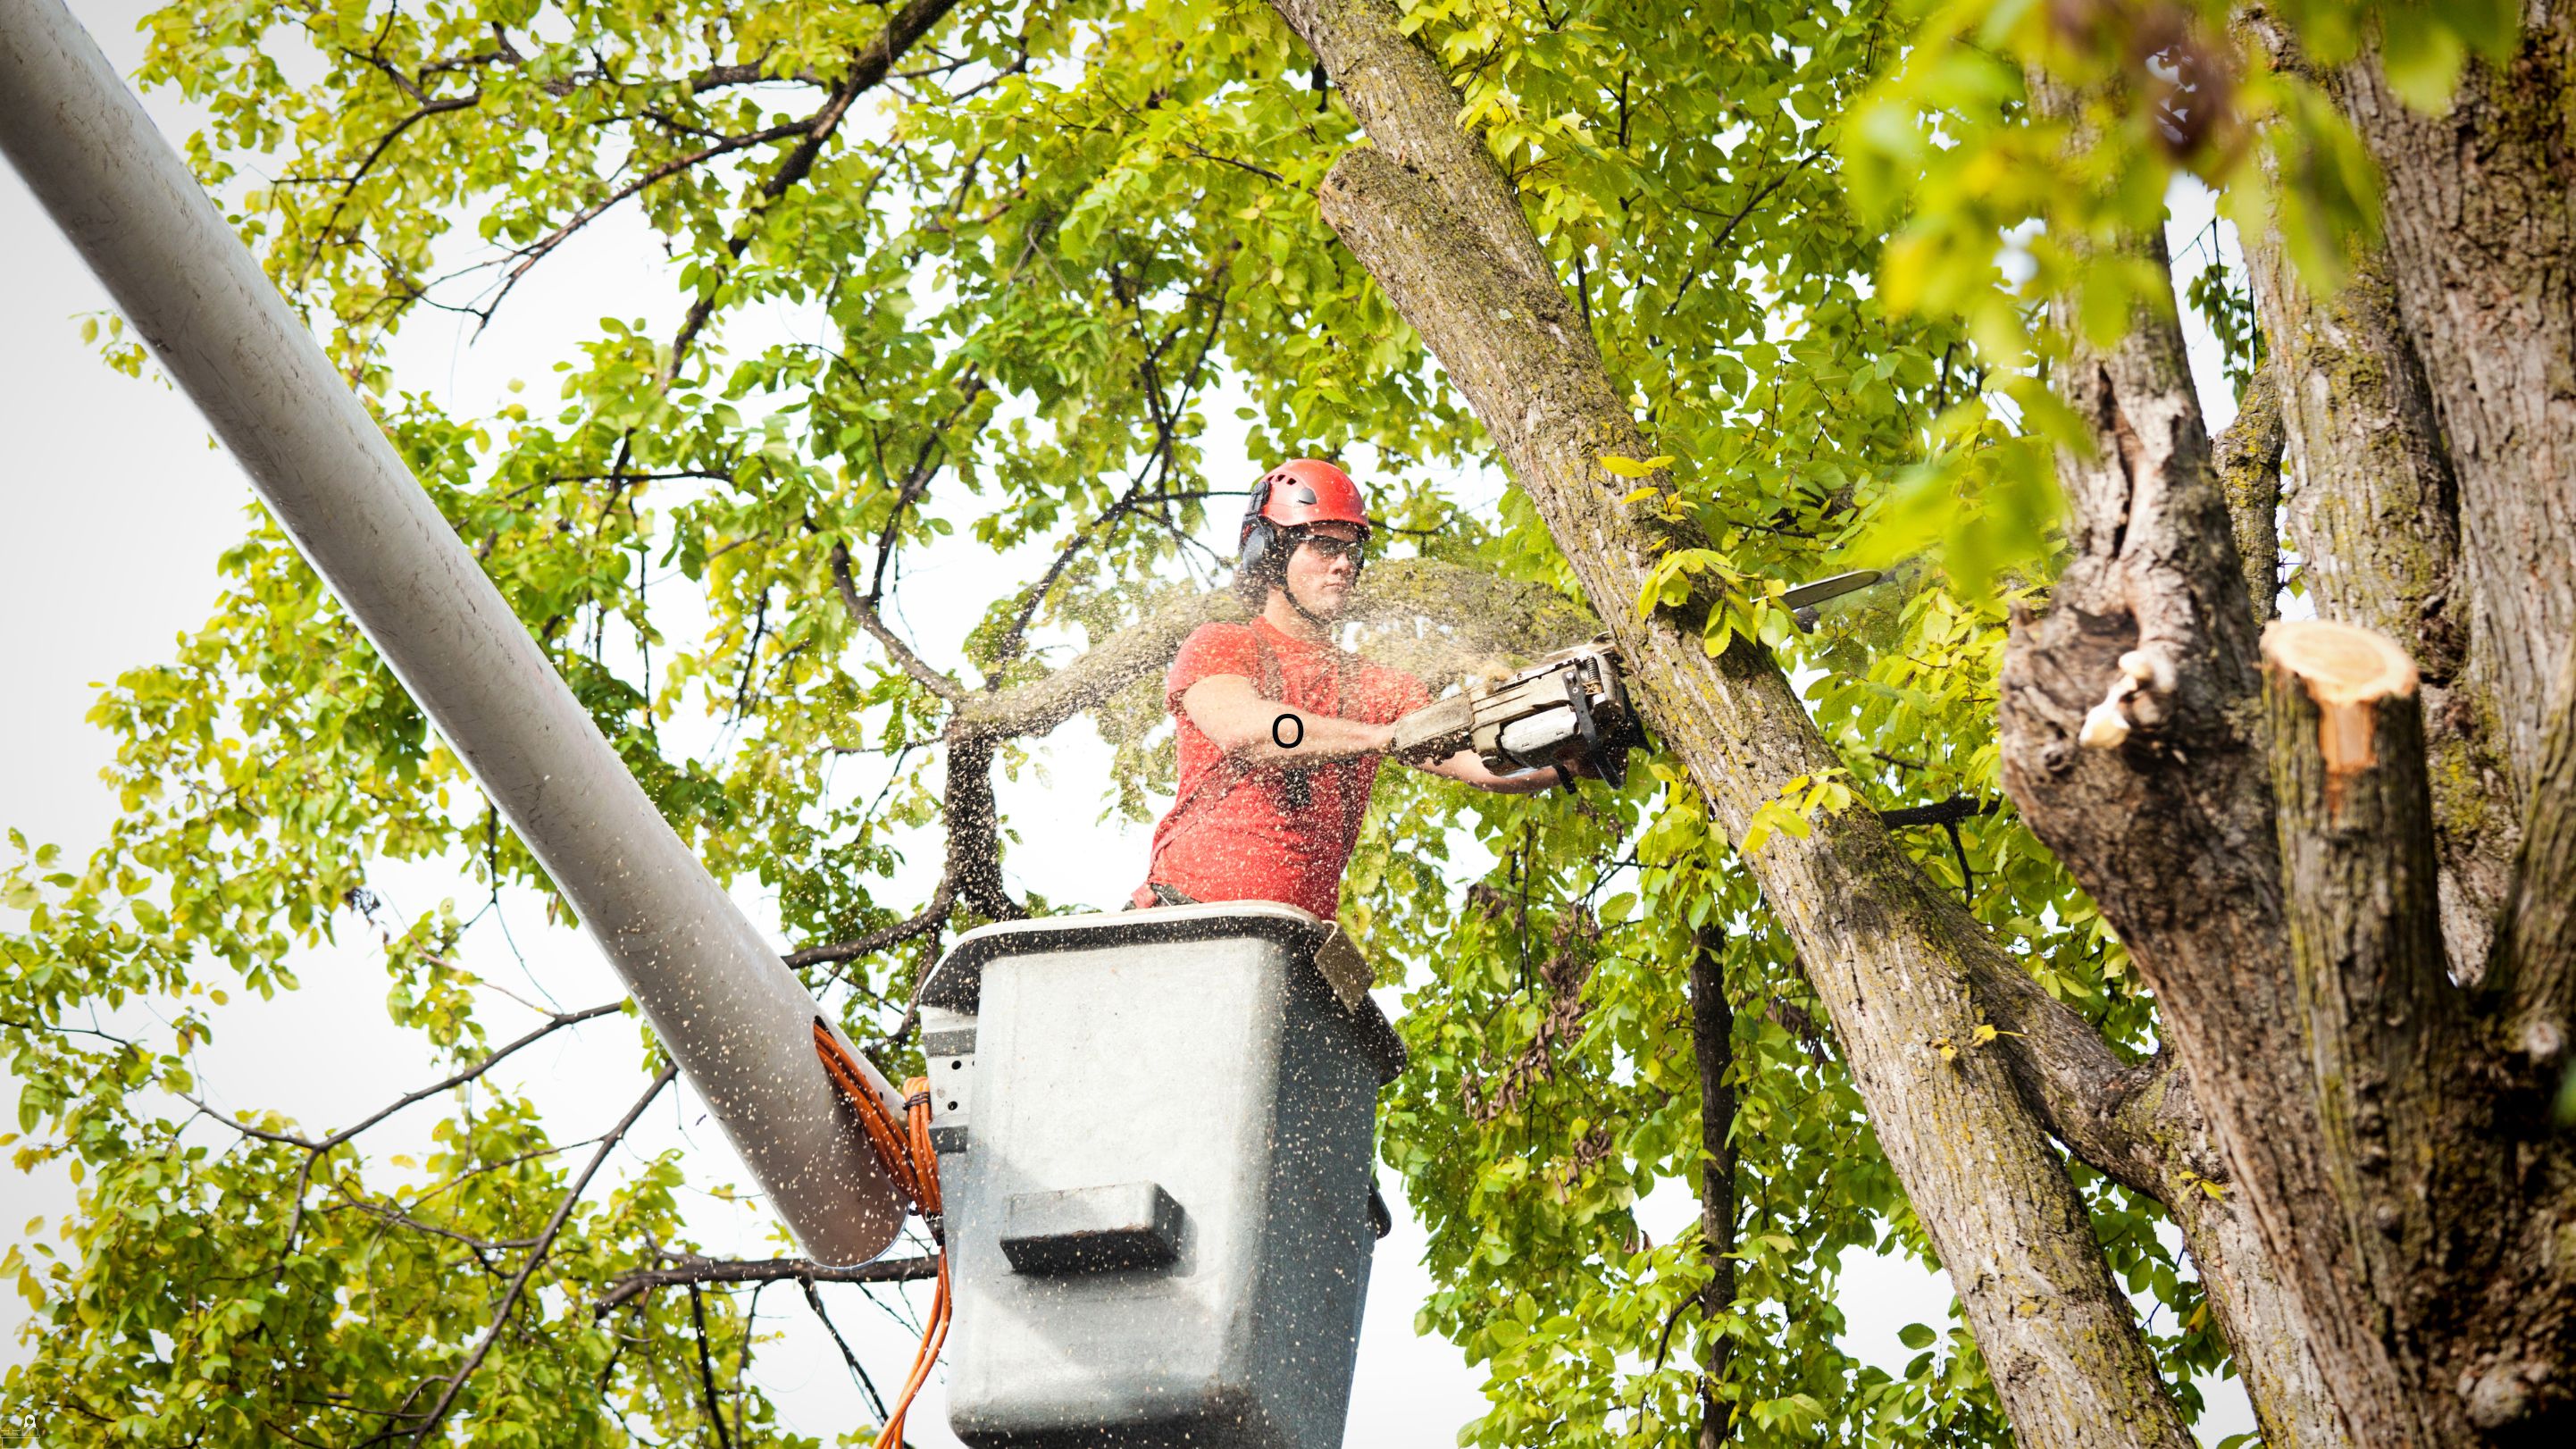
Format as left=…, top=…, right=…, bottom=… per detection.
left=1993, top=208, right=2438, bottom=1444
left=2258, top=622, right=2502, bottom=1444
left=1689, top=930, right=1736, bottom=1449
left=2336, top=13, right=2576, bottom=812
left=2236, top=124, right=2515, bottom=981
left=2000, top=29, right=2576, bottom=1435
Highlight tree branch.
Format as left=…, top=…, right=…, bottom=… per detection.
left=297, top=96, right=479, bottom=284
left=315, top=1001, right=627, bottom=1154
left=832, top=540, right=967, bottom=704
left=665, top=0, right=964, bottom=372
left=2212, top=360, right=2283, bottom=626
left=479, top=118, right=817, bottom=325
left=1687, top=928, right=1738, bottom=1445
left=784, top=887, right=957, bottom=970
left=800, top=1277, right=891, bottom=1421
left=594, top=1252, right=941, bottom=1316
left=1874, top=797, right=1995, bottom=829
left=2262, top=621, right=2488, bottom=1441
left=398, top=1065, right=677, bottom=1446
left=686, top=1284, right=737, bottom=1449
left=940, top=733, right=1023, bottom=922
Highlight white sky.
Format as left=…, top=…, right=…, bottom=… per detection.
left=0, top=2, right=2254, bottom=1442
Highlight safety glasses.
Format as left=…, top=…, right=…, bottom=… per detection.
left=1296, top=533, right=1368, bottom=563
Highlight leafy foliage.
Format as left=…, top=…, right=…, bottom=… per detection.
left=4, top=0, right=2491, bottom=1442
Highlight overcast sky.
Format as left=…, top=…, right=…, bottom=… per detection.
left=1, top=2, right=2253, bottom=1442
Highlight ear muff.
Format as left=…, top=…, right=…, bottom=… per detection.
left=1238, top=475, right=1281, bottom=582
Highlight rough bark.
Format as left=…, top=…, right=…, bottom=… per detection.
left=2491, top=641, right=2576, bottom=1057
left=2246, top=17, right=2576, bottom=1432
left=2238, top=207, right=2514, bottom=983
left=2212, top=360, right=2284, bottom=625
left=2259, top=622, right=2504, bottom=1445
left=2338, top=10, right=2576, bottom=808
left=2003, top=141, right=2576, bottom=1440
left=1963, top=954, right=2350, bottom=1449
left=1269, top=4, right=2195, bottom=1444
left=1689, top=931, right=1737, bottom=1449
left=1998, top=196, right=2411, bottom=1436
left=2465, top=637, right=2576, bottom=1441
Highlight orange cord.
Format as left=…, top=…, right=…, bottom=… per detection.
left=812, top=1024, right=952, bottom=1449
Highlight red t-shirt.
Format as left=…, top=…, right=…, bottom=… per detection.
left=1143, top=618, right=1431, bottom=918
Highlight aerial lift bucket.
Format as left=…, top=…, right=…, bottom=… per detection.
left=916, top=902, right=1406, bottom=1449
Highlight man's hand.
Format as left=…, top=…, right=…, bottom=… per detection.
left=1180, top=675, right=1398, bottom=766
left=1411, top=748, right=1587, bottom=794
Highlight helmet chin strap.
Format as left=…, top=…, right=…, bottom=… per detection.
left=1281, top=574, right=1333, bottom=630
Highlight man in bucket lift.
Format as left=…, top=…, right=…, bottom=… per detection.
left=1129, top=458, right=1583, bottom=915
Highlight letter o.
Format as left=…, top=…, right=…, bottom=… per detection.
left=1271, top=713, right=1304, bottom=749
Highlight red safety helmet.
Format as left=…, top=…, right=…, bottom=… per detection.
left=1238, top=458, right=1373, bottom=584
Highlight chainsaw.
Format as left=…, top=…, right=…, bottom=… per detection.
left=1387, top=570, right=1882, bottom=787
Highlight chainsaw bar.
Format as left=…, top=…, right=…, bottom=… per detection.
left=1777, top=569, right=1883, bottom=611
left=1387, top=571, right=1886, bottom=784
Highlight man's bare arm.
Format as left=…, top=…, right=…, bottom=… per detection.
left=1410, top=749, right=1577, bottom=793
left=1180, top=675, right=1395, bottom=766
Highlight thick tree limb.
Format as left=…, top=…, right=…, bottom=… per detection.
left=940, top=733, right=1022, bottom=922
left=1269, top=4, right=2193, bottom=1443
left=2334, top=15, right=2576, bottom=806
left=594, top=1252, right=941, bottom=1316
left=2326, top=17, right=2576, bottom=1428
left=1995, top=65, right=2432, bottom=1441
left=2260, top=621, right=2538, bottom=1441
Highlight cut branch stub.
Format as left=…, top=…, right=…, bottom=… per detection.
left=2262, top=612, right=2488, bottom=1444
left=2262, top=619, right=2421, bottom=788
